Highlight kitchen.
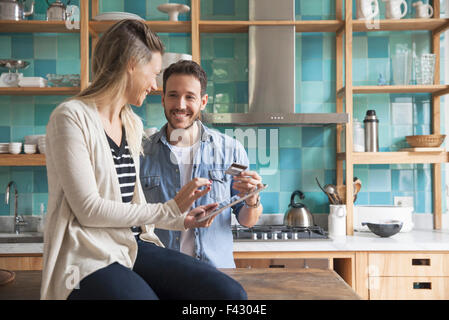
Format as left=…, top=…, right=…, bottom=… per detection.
left=1, top=0, right=449, bottom=302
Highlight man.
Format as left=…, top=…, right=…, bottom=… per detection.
left=140, top=60, right=263, bottom=268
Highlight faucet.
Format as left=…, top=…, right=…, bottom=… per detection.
left=5, top=181, right=27, bottom=234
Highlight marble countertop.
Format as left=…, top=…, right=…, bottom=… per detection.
left=2, top=229, right=449, bottom=255
left=233, top=229, right=449, bottom=252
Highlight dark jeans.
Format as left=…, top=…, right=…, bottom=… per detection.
left=67, top=237, right=247, bottom=300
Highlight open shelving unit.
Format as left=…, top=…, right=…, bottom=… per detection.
left=336, top=0, right=449, bottom=234
left=1, top=0, right=449, bottom=234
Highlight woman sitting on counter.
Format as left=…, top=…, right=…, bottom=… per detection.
left=40, top=19, right=247, bottom=300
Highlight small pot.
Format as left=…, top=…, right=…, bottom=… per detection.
left=283, top=190, right=314, bottom=228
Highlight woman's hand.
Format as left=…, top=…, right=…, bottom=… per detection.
left=184, top=203, right=219, bottom=229
left=173, top=178, right=212, bottom=213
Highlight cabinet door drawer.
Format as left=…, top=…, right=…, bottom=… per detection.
left=368, top=253, right=449, bottom=277
left=369, top=277, right=449, bottom=300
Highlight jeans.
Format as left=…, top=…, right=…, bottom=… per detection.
left=67, top=237, right=247, bottom=300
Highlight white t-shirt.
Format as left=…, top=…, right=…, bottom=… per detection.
left=170, top=140, right=200, bottom=257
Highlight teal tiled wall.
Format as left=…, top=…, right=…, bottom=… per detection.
left=0, top=0, right=447, bottom=216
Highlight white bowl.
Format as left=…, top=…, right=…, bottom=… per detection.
left=156, top=52, right=192, bottom=87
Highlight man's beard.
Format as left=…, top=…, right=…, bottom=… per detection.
left=164, top=108, right=200, bottom=131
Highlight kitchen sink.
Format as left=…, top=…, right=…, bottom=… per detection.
left=0, top=232, right=43, bottom=243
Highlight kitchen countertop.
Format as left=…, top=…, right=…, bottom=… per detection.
left=233, top=229, right=449, bottom=252
left=1, top=229, right=449, bottom=255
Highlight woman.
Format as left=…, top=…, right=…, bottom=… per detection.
left=41, top=19, right=247, bottom=300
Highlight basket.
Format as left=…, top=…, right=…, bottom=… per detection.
left=406, top=134, right=446, bottom=148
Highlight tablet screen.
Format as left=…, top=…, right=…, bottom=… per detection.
left=196, top=184, right=267, bottom=222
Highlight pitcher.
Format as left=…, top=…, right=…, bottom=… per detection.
left=413, top=1, right=433, bottom=18
left=328, top=205, right=346, bottom=237
left=356, top=0, right=379, bottom=20
left=383, top=0, right=408, bottom=19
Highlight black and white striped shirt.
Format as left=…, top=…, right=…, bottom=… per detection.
left=106, top=128, right=136, bottom=203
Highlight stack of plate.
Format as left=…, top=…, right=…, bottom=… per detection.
left=93, top=12, right=144, bottom=21
left=0, top=143, right=9, bottom=154
left=24, top=144, right=37, bottom=154
left=9, top=142, right=22, bottom=154
left=38, top=137, right=46, bottom=154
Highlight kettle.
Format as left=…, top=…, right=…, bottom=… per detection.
left=46, top=0, right=70, bottom=21
left=0, top=0, right=34, bottom=20
left=283, top=190, right=314, bottom=228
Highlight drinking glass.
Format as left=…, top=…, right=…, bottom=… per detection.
left=415, top=53, right=436, bottom=85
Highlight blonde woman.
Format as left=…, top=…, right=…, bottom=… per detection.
left=41, top=19, right=247, bottom=300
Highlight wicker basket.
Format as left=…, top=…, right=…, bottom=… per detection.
left=406, top=134, right=446, bottom=148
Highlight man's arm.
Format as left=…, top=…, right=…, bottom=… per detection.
left=232, top=170, right=263, bottom=227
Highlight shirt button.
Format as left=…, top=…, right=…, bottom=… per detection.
left=175, top=169, right=179, bottom=172
left=176, top=237, right=179, bottom=241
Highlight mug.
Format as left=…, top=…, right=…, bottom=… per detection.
left=413, top=1, right=433, bottom=18
left=383, top=0, right=408, bottom=19
left=328, top=205, right=347, bottom=237
left=356, top=0, right=379, bottom=20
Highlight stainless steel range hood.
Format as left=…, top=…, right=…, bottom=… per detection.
left=202, top=0, right=348, bottom=126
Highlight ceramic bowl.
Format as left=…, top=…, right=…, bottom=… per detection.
left=361, top=220, right=403, bottom=237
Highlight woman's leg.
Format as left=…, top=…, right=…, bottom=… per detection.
left=67, top=262, right=159, bottom=300
left=133, top=240, right=247, bottom=300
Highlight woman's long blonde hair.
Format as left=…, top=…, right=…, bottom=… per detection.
left=76, top=19, right=164, bottom=157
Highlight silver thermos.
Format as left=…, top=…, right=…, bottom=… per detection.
left=363, top=110, right=379, bottom=152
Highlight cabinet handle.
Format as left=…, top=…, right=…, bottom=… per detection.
left=269, top=264, right=285, bottom=268
left=412, top=258, right=431, bottom=266
left=413, top=282, right=432, bottom=290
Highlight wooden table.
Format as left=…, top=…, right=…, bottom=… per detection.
left=221, top=268, right=360, bottom=300
left=0, top=268, right=360, bottom=300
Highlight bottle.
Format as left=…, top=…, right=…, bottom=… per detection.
left=364, top=110, right=379, bottom=152
left=353, top=119, right=365, bottom=152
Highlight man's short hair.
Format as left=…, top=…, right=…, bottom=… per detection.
left=163, top=60, right=207, bottom=96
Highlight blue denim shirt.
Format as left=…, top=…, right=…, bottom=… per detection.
left=140, top=121, right=249, bottom=268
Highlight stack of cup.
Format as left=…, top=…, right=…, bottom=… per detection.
left=38, top=136, right=46, bottom=154
left=24, top=144, right=37, bottom=154
left=0, top=143, right=9, bottom=153
left=9, top=142, right=22, bottom=154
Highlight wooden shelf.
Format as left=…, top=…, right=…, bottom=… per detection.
left=0, top=87, right=80, bottom=96
left=353, top=18, right=449, bottom=33
left=337, top=152, right=449, bottom=164
left=89, top=21, right=191, bottom=34
left=199, top=20, right=343, bottom=33
left=0, top=20, right=79, bottom=33
left=0, top=154, right=45, bottom=166
left=337, top=85, right=449, bottom=96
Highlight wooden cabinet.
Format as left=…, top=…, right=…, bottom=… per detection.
left=369, top=277, right=449, bottom=300
left=0, top=255, right=43, bottom=271
left=365, top=252, right=449, bottom=300
left=236, top=250, right=449, bottom=300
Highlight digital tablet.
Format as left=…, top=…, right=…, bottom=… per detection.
left=196, top=184, right=267, bottom=222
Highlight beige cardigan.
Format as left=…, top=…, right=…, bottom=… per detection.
left=41, top=99, right=188, bottom=300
